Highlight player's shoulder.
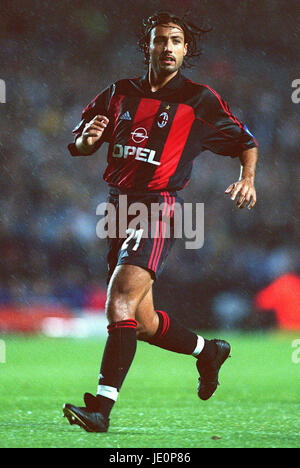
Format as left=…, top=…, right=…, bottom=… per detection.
left=184, top=77, right=221, bottom=99
left=81, top=77, right=139, bottom=117
left=88, top=76, right=139, bottom=100
left=113, top=76, right=142, bottom=92
left=182, top=76, right=226, bottom=112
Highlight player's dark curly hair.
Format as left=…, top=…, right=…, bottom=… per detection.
left=138, top=11, right=211, bottom=68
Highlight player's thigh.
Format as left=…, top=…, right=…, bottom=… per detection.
left=106, top=264, right=154, bottom=323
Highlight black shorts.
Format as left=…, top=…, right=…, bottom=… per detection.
left=105, top=188, right=183, bottom=284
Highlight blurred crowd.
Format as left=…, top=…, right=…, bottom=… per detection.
left=0, top=0, right=299, bottom=328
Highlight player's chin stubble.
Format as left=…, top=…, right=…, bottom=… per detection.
left=154, top=58, right=180, bottom=76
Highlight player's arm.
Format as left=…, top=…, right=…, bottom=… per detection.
left=225, top=146, right=258, bottom=210
left=75, top=115, right=109, bottom=156
left=68, top=84, right=114, bottom=157
left=195, top=87, right=258, bottom=210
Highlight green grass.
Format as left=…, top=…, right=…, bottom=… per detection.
left=0, top=332, right=299, bottom=448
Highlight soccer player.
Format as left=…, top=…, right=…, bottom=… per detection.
left=63, top=11, right=258, bottom=433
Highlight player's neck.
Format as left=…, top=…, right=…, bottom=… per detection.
left=148, top=68, right=179, bottom=92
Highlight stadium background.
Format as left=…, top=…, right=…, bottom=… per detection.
left=0, top=0, right=299, bottom=334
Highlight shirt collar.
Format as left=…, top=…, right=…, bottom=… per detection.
left=140, top=70, right=185, bottom=97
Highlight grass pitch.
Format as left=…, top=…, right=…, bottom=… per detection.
left=0, top=331, right=299, bottom=448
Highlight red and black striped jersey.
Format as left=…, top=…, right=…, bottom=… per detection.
left=68, top=72, right=258, bottom=192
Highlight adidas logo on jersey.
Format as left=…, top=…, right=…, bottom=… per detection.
left=120, top=111, right=132, bottom=121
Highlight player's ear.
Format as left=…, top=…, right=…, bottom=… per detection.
left=183, top=43, right=188, bottom=56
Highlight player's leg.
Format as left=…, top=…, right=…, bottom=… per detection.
left=136, top=287, right=202, bottom=354
left=135, top=288, right=231, bottom=401
left=95, top=264, right=153, bottom=418
left=106, top=264, right=153, bottom=323
left=64, top=264, right=153, bottom=432
left=135, top=287, right=158, bottom=338
left=135, top=287, right=208, bottom=356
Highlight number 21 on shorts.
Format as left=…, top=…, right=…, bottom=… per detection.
left=121, top=228, right=144, bottom=251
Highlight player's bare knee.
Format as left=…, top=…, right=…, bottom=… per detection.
left=136, top=315, right=158, bottom=340
left=136, top=321, right=147, bottom=338
left=105, top=265, right=152, bottom=324
left=105, top=295, right=136, bottom=324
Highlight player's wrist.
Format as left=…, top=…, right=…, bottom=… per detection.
left=239, top=165, right=256, bottom=183
left=240, top=174, right=255, bottom=183
left=75, top=135, right=95, bottom=155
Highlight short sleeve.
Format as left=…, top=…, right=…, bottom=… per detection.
left=195, top=86, right=258, bottom=158
left=67, top=84, right=114, bottom=156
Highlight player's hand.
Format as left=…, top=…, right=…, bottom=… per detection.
left=225, top=178, right=257, bottom=210
left=82, top=115, right=109, bottom=147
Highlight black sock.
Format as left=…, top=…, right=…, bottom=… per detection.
left=145, top=310, right=198, bottom=355
left=96, top=319, right=137, bottom=418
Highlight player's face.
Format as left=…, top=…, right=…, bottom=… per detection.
left=148, top=23, right=188, bottom=76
